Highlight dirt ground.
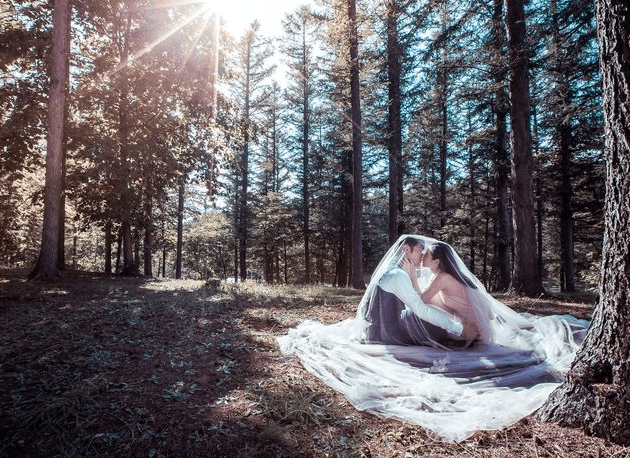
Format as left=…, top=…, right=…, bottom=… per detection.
left=0, top=270, right=627, bottom=458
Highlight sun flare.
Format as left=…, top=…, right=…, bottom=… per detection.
left=111, top=0, right=302, bottom=75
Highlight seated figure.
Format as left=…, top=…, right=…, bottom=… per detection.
left=280, top=234, right=590, bottom=442
left=362, top=236, right=487, bottom=348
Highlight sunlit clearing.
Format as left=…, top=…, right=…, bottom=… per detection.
left=141, top=279, right=206, bottom=291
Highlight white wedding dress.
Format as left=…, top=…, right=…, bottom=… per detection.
left=278, top=235, right=589, bottom=442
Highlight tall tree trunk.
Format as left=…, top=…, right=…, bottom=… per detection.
left=439, top=75, right=448, bottom=227
left=57, top=5, right=71, bottom=272
left=162, top=247, right=166, bottom=277
left=105, top=220, right=112, bottom=274
left=302, top=24, right=311, bottom=283
left=337, top=143, right=353, bottom=288
left=239, top=139, right=249, bottom=282
left=209, top=12, right=219, bottom=120
left=386, top=0, right=403, bottom=244
left=538, top=0, right=630, bottom=441
left=531, top=77, right=545, bottom=284
left=505, top=0, right=543, bottom=295
left=493, top=0, right=511, bottom=291
left=71, top=223, right=77, bottom=269
left=134, top=226, right=140, bottom=268
left=144, top=194, right=153, bottom=277
left=118, top=15, right=135, bottom=277
left=467, top=107, right=476, bottom=275
left=336, top=229, right=349, bottom=287
left=234, top=240, right=238, bottom=283
left=58, top=146, right=66, bottom=271
left=239, top=38, right=252, bottom=283
left=550, top=0, right=576, bottom=292
left=115, top=226, right=122, bottom=273
left=559, top=123, right=575, bottom=291
left=348, top=0, right=364, bottom=289
left=175, top=178, right=184, bottom=279
left=29, top=0, right=71, bottom=280
left=437, top=8, right=449, bottom=229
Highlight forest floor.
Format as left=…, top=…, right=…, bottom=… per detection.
left=0, top=269, right=627, bottom=458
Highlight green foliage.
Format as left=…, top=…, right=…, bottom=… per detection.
left=0, top=0, right=606, bottom=291
left=183, top=212, right=233, bottom=279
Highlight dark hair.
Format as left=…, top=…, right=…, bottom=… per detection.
left=402, top=236, right=423, bottom=249
left=431, top=242, right=477, bottom=289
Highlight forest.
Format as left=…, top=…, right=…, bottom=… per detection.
left=1, top=0, right=605, bottom=292
left=2, top=0, right=630, bottom=455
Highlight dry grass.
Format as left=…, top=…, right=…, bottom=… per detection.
left=0, top=270, right=628, bottom=458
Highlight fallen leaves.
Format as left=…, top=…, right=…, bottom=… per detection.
left=0, top=272, right=626, bottom=458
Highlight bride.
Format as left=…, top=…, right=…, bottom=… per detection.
left=278, top=235, right=589, bottom=441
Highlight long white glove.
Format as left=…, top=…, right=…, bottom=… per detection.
left=379, top=268, right=463, bottom=336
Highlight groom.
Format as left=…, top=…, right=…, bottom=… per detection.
left=365, top=237, right=463, bottom=345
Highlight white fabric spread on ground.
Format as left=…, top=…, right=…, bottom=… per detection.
left=278, top=235, right=589, bottom=442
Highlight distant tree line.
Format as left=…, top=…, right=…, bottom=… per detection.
left=1, top=0, right=603, bottom=293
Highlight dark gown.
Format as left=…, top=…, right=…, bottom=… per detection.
left=363, top=286, right=458, bottom=346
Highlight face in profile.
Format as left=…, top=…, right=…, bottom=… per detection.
left=403, top=243, right=424, bottom=267
left=421, top=250, right=437, bottom=269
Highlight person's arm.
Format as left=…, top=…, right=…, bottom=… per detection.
left=379, top=268, right=463, bottom=336
left=401, top=257, right=445, bottom=304
left=419, top=275, right=441, bottom=303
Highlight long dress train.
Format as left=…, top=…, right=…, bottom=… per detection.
left=278, top=235, right=589, bottom=441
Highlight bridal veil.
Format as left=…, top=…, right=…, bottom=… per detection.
left=278, top=235, right=589, bottom=441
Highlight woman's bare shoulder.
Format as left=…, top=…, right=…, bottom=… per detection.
left=440, top=273, right=469, bottom=296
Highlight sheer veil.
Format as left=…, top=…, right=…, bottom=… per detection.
left=278, top=234, right=589, bottom=441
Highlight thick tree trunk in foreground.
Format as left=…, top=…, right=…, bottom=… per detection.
left=537, top=0, right=630, bottom=444
left=505, top=0, right=543, bottom=296
left=29, top=0, right=70, bottom=280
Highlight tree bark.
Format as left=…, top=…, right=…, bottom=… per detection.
left=57, top=4, right=72, bottom=272
left=301, top=22, right=311, bottom=283
left=492, top=0, right=511, bottom=291
left=550, top=0, right=576, bottom=292
left=348, top=0, right=364, bottom=289
left=467, top=110, right=476, bottom=275
left=386, top=0, right=403, bottom=244
left=238, top=34, right=253, bottom=283
left=439, top=72, right=448, bottom=227
left=175, top=178, right=184, bottom=279
left=537, top=0, right=630, bottom=444
left=505, top=0, right=543, bottom=295
left=105, top=220, right=112, bottom=274
left=29, top=0, right=71, bottom=280
left=530, top=76, right=545, bottom=284
left=144, top=194, right=153, bottom=277
left=118, top=14, right=136, bottom=277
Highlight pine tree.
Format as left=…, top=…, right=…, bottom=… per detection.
left=505, top=0, right=543, bottom=295
left=385, top=0, right=404, bottom=243
left=491, top=0, right=512, bottom=291
left=537, top=0, right=630, bottom=442
left=230, top=21, right=275, bottom=281
left=282, top=6, right=325, bottom=283
left=347, top=0, right=364, bottom=289
left=29, top=0, right=71, bottom=280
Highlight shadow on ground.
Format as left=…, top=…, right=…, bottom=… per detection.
left=0, top=270, right=366, bottom=458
